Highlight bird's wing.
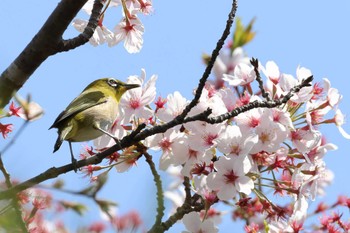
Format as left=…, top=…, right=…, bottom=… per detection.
left=49, top=90, right=107, bottom=129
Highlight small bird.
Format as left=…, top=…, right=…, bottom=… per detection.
left=50, top=78, right=140, bottom=171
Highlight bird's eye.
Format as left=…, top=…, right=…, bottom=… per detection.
left=107, top=78, right=118, bottom=87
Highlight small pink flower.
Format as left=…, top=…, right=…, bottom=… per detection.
left=120, top=69, right=157, bottom=122
left=223, top=63, right=256, bottom=86
left=207, top=156, right=254, bottom=201
left=0, top=123, right=13, bottom=139
left=8, top=101, right=21, bottom=117
left=113, top=16, right=144, bottom=53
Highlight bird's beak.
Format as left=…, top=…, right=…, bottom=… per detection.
left=123, top=83, right=140, bottom=90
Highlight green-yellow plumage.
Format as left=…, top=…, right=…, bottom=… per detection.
left=50, top=78, right=139, bottom=169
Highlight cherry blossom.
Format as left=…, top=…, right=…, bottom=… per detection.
left=16, top=96, right=44, bottom=121
left=186, top=122, right=225, bottom=152
left=113, top=16, right=144, bottom=53
left=156, top=91, right=189, bottom=122
left=278, top=67, right=314, bottom=103
left=82, top=0, right=121, bottom=15
left=333, top=109, right=350, bottom=139
left=171, top=137, right=212, bottom=176
left=144, top=129, right=184, bottom=170
left=223, top=63, right=256, bottom=87
left=182, top=212, right=218, bottom=233
left=8, top=101, right=21, bottom=117
left=0, top=123, right=13, bottom=139
left=234, top=106, right=264, bottom=131
left=207, top=156, right=254, bottom=201
left=262, top=60, right=281, bottom=85
left=218, top=87, right=238, bottom=112
left=119, top=69, right=157, bottom=122
left=72, top=18, right=115, bottom=47
left=216, top=125, right=258, bottom=158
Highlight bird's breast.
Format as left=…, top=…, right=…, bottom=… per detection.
left=68, top=97, right=119, bottom=142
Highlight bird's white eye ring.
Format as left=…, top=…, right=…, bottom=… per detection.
left=107, top=78, right=118, bottom=87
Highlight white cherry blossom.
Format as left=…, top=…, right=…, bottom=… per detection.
left=207, top=156, right=254, bottom=201
left=119, top=69, right=157, bottom=122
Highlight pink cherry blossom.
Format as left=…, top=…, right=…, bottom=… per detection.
left=82, top=0, right=121, bottom=15
left=210, top=47, right=250, bottom=89
left=189, top=87, right=227, bottom=117
left=183, top=212, right=218, bottom=233
left=16, top=96, right=44, bottom=121
left=278, top=67, right=314, bottom=103
left=120, top=69, right=157, bottom=122
left=171, top=137, right=212, bottom=176
left=216, top=125, right=258, bottom=158
left=250, top=117, right=288, bottom=154
left=112, top=16, right=144, bottom=53
left=262, top=60, right=281, bottom=85
left=234, top=106, right=264, bottom=131
left=334, top=109, right=350, bottom=139
left=223, top=63, right=256, bottom=87
left=72, top=19, right=115, bottom=47
left=186, top=122, right=225, bottom=151
left=0, top=123, right=13, bottom=139
left=218, top=87, right=238, bottom=112
left=144, top=129, right=184, bottom=170
left=207, top=156, right=254, bottom=201
left=156, top=91, right=188, bottom=122
left=8, top=101, right=21, bottom=117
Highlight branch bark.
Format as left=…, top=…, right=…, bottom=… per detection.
left=0, top=0, right=103, bottom=108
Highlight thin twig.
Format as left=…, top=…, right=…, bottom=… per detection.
left=159, top=177, right=205, bottom=232
left=177, top=0, right=238, bottom=120
left=251, top=57, right=271, bottom=101
left=143, top=151, right=165, bottom=233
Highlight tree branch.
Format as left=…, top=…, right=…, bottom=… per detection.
left=176, top=0, right=238, bottom=120
left=143, top=151, right=165, bottom=233
left=57, top=0, right=104, bottom=52
left=0, top=0, right=104, bottom=108
left=251, top=57, right=271, bottom=101
left=0, top=74, right=312, bottom=200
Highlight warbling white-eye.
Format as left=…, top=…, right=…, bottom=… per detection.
left=50, top=78, right=140, bottom=170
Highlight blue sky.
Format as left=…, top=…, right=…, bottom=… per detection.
left=1, top=0, right=350, bottom=232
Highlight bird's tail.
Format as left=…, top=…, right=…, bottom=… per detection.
left=53, top=136, right=63, bottom=153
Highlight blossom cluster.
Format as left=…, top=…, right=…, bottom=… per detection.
left=75, top=43, right=350, bottom=232
left=73, top=0, right=153, bottom=53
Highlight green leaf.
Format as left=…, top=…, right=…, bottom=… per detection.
left=59, top=201, right=87, bottom=216
left=231, top=17, right=256, bottom=52
left=96, top=199, right=118, bottom=221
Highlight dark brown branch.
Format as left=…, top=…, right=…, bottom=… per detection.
left=159, top=177, right=205, bottom=232
left=57, top=0, right=104, bottom=52
left=251, top=57, right=271, bottom=101
left=0, top=0, right=103, bottom=108
left=184, top=75, right=314, bottom=124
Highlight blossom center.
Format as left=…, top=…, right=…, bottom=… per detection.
left=224, top=170, right=239, bottom=184
left=129, top=98, right=140, bottom=109
left=249, top=117, right=260, bottom=128
left=159, top=138, right=172, bottom=151
left=203, top=134, right=218, bottom=146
